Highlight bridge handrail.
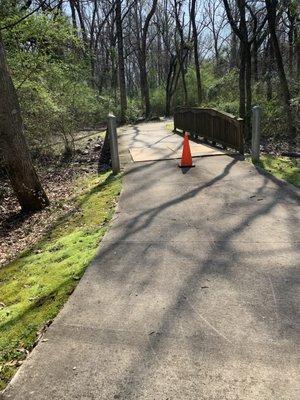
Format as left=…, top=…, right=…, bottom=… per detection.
left=174, top=107, right=244, bottom=155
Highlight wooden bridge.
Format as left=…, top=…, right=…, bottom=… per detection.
left=174, top=107, right=244, bottom=155
left=118, top=107, right=244, bottom=164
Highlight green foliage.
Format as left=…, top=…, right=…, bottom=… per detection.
left=150, top=86, right=166, bottom=116
left=251, top=156, right=300, bottom=188
left=146, top=63, right=241, bottom=117
left=0, top=172, right=122, bottom=389
left=192, top=62, right=298, bottom=141
left=126, top=98, right=142, bottom=123
left=1, top=8, right=297, bottom=152
left=146, top=60, right=298, bottom=140
left=2, top=13, right=106, bottom=150
left=201, top=63, right=239, bottom=112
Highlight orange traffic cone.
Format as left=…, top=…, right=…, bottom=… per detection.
left=178, top=132, right=195, bottom=168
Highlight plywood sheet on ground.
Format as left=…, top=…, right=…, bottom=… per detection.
left=129, top=143, right=233, bottom=162
left=129, top=147, right=178, bottom=162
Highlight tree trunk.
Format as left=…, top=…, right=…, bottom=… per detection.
left=165, top=88, right=171, bottom=116
left=229, top=31, right=238, bottom=68
left=0, top=36, right=49, bottom=212
left=288, top=25, right=294, bottom=75
left=265, top=0, right=295, bottom=137
left=74, top=0, right=87, bottom=44
left=229, top=1, right=238, bottom=69
left=139, top=52, right=151, bottom=118
left=157, top=28, right=163, bottom=86
left=295, top=20, right=300, bottom=80
left=266, top=40, right=273, bottom=100
left=165, top=55, right=177, bottom=116
left=287, top=9, right=295, bottom=76
left=109, top=33, right=118, bottom=96
left=69, top=0, right=78, bottom=32
left=239, top=42, right=246, bottom=119
left=116, top=0, right=127, bottom=123
left=252, top=38, right=258, bottom=81
left=245, top=43, right=252, bottom=139
left=179, top=54, right=188, bottom=105
left=296, top=39, right=300, bottom=81
left=165, top=59, right=172, bottom=116
left=174, top=0, right=188, bottom=106
left=191, top=0, right=202, bottom=105
left=134, top=0, right=157, bottom=118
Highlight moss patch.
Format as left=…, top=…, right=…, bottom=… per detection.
left=0, top=172, right=121, bottom=389
left=250, top=155, right=300, bottom=188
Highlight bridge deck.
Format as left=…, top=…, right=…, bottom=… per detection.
left=118, top=120, right=233, bottom=162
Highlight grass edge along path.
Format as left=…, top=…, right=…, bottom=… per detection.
left=250, top=155, right=299, bottom=188
left=0, top=172, right=122, bottom=390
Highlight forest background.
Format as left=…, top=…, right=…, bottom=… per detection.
left=0, top=0, right=298, bottom=159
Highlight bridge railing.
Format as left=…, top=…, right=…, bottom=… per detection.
left=174, top=107, right=244, bottom=155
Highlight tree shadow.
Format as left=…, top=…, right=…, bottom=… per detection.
left=88, top=156, right=299, bottom=399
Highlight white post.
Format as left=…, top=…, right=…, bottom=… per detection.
left=251, top=106, right=261, bottom=163
left=107, top=114, right=120, bottom=174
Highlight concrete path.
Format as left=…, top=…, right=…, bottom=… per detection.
left=3, top=121, right=299, bottom=400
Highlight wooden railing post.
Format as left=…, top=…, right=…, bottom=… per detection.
left=107, top=113, right=120, bottom=174
left=251, top=106, right=261, bottom=163
left=238, top=118, right=245, bottom=155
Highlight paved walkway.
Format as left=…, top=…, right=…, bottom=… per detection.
left=3, top=121, right=299, bottom=399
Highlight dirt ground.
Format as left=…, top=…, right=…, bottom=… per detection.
left=0, top=131, right=104, bottom=267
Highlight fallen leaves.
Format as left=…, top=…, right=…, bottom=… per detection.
left=34, top=320, right=53, bottom=347
left=4, top=360, right=23, bottom=368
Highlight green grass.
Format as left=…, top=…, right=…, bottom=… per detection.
left=0, top=172, right=122, bottom=389
left=251, top=155, right=300, bottom=188
left=165, top=122, right=174, bottom=132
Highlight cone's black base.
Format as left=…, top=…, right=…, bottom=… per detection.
left=178, top=164, right=195, bottom=168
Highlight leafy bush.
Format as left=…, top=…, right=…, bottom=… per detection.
left=150, top=87, right=166, bottom=116
left=3, top=13, right=108, bottom=153
left=126, top=98, right=142, bottom=123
